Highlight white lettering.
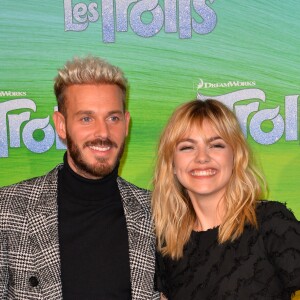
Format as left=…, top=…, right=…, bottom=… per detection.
left=197, top=89, right=299, bottom=145
left=0, top=99, right=66, bottom=158
left=63, top=0, right=217, bottom=43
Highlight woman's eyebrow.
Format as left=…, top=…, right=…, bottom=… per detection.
left=207, top=136, right=222, bottom=142
left=177, top=138, right=196, bottom=144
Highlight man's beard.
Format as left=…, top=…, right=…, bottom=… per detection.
left=66, top=132, right=125, bottom=179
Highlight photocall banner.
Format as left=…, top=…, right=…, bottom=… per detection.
left=1, top=1, right=299, bottom=218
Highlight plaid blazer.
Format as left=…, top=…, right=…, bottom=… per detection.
left=0, top=164, right=159, bottom=300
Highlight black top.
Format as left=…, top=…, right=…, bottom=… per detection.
left=57, top=155, right=131, bottom=300
left=156, top=201, right=300, bottom=300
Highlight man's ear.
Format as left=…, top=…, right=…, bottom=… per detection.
left=53, top=111, right=66, bottom=140
left=125, top=111, right=130, bottom=136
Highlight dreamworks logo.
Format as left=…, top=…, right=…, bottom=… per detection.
left=0, top=91, right=27, bottom=97
left=197, top=79, right=256, bottom=89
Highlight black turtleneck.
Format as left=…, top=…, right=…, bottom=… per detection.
left=57, top=155, right=131, bottom=300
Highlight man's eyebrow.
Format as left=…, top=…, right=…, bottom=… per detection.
left=75, top=110, right=94, bottom=116
left=74, top=110, right=123, bottom=116
left=107, top=110, right=123, bottom=115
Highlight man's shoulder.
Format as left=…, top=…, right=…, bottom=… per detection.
left=0, top=164, right=62, bottom=208
left=117, top=177, right=151, bottom=208
left=1, top=164, right=62, bottom=190
left=117, top=177, right=150, bottom=195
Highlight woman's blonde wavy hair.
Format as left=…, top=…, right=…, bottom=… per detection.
left=152, top=99, right=267, bottom=260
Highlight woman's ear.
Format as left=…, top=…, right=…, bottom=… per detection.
left=53, top=111, right=67, bottom=140
left=173, top=164, right=177, bottom=175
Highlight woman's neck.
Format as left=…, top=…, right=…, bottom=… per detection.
left=190, top=194, right=225, bottom=231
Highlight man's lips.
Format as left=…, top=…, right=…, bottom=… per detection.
left=89, top=145, right=111, bottom=152
left=84, top=138, right=118, bottom=151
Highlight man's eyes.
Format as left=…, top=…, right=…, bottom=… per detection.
left=79, top=115, right=121, bottom=123
left=81, top=116, right=92, bottom=122
left=109, top=115, right=120, bottom=122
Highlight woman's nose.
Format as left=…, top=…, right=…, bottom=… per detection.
left=195, top=148, right=210, bottom=163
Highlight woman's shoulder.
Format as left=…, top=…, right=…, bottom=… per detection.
left=256, top=200, right=298, bottom=222
left=255, top=201, right=300, bottom=293
left=255, top=200, right=299, bottom=238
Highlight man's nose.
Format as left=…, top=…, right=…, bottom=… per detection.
left=94, top=119, right=109, bottom=139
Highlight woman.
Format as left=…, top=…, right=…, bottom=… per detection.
left=152, top=99, right=300, bottom=300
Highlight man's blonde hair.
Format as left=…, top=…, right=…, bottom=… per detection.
left=54, top=56, right=128, bottom=115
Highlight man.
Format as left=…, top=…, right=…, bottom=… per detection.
left=0, top=56, right=159, bottom=300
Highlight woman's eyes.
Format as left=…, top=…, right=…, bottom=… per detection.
left=179, top=145, right=194, bottom=151
left=178, top=143, right=226, bottom=151
left=210, top=143, right=225, bottom=149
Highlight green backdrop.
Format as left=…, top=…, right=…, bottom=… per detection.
left=1, top=0, right=299, bottom=218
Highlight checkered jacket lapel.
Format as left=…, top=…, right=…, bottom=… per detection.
left=117, top=177, right=159, bottom=300
left=27, top=166, right=62, bottom=298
